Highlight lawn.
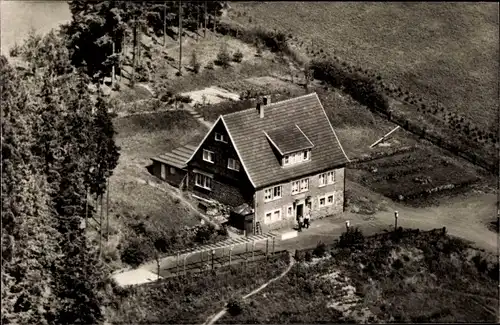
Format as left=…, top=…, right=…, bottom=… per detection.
left=110, top=110, right=206, bottom=228
left=87, top=111, right=207, bottom=269
left=228, top=2, right=499, bottom=133
left=221, top=229, right=498, bottom=323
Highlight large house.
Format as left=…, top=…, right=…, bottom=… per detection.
left=151, top=92, right=350, bottom=234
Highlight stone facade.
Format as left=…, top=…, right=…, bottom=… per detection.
left=254, top=168, right=345, bottom=233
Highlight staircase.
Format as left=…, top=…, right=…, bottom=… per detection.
left=254, top=221, right=262, bottom=235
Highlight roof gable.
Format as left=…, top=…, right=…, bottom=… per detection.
left=185, top=116, right=257, bottom=187
left=222, top=92, right=350, bottom=188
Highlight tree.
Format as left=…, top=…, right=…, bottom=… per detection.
left=1, top=55, right=62, bottom=325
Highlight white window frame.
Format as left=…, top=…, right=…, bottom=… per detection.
left=264, top=208, right=282, bottom=224
left=160, top=164, right=166, bottom=180
left=169, top=167, right=176, bottom=175
left=319, top=170, right=335, bottom=187
left=287, top=205, right=294, bottom=217
left=283, top=149, right=311, bottom=166
left=327, top=193, right=334, bottom=205
left=292, top=177, right=309, bottom=195
left=319, top=192, right=334, bottom=208
left=264, top=185, right=282, bottom=202
left=227, top=158, right=240, bottom=171
left=215, top=132, right=227, bottom=143
left=195, top=173, right=212, bottom=190
left=203, top=149, right=215, bottom=163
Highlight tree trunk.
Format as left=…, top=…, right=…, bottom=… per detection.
left=132, top=20, right=137, bottom=86
left=178, top=0, right=182, bottom=74
left=196, top=4, right=200, bottom=41
left=163, top=1, right=167, bottom=47
left=213, top=8, right=216, bottom=33
left=204, top=1, right=207, bottom=38
left=111, top=41, right=115, bottom=88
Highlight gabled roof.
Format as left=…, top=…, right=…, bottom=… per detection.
left=265, top=124, right=314, bottom=155
left=151, top=143, right=198, bottom=170
left=221, top=92, right=350, bottom=188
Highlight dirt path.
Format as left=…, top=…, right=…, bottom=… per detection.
left=203, top=252, right=296, bottom=325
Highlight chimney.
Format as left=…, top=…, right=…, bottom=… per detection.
left=257, top=102, right=264, bottom=118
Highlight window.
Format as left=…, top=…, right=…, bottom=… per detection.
left=319, top=170, right=335, bottom=187
left=227, top=158, right=240, bottom=171
left=215, top=132, right=227, bottom=143
left=287, top=205, right=293, bottom=217
left=169, top=167, right=176, bottom=175
left=273, top=209, right=281, bottom=221
left=195, top=173, right=212, bottom=190
left=300, top=178, right=309, bottom=192
left=319, top=193, right=334, bottom=208
left=265, top=209, right=281, bottom=224
left=283, top=150, right=311, bottom=166
left=160, top=164, right=166, bottom=180
left=319, top=173, right=327, bottom=187
left=327, top=171, right=335, bottom=184
left=292, top=177, right=309, bottom=195
left=264, top=185, right=282, bottom=202
left=203, top=149, right=214, bottom=163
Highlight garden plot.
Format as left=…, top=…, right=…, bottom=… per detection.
left=348, top=146, right=484, bottom=205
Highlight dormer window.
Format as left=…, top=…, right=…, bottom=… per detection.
left=283, top=149, right=311, bottom=166
left=215, top=132, right=227, bottom=143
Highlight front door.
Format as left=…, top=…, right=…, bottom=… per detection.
left=296, top=204, right=304, bottom=220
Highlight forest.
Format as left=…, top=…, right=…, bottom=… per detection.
left=2, top=1, right=226, bottom=324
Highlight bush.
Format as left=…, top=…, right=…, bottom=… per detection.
left=294, top=250, right=305, bottom=262
left=337, top=227, right=364, bottom=248
left=120, top=237, right=154, bottom=268
left=232, top=49, right=244, bottom=63
left=227, top=298, right=244, bottom=316
left=305, top=251, right=313, bottom=262
left=313, top=241, right=327, bottom=257
left=215, top=43, right=231, bottom=68
left=205, top=61, right=214, bottom=70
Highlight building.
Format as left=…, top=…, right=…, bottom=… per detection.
left=152, top=92, right=350, bottom=234
left=150, top=142, right=198, bottom=188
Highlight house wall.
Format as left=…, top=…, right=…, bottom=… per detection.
left=151, top=160, right=187, bottom=187
left=254, top=167, right=345, bottom=233
left=187, top=120, right=254, bottom=207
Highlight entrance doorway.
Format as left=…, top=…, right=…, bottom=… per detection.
left=296, top=203, right=303, bottom=219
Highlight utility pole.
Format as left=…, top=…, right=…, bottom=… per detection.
left=178, top=0, right=182, bottom=74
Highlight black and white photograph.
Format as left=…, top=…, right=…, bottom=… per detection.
left=1, top=0, right=499, bottom=323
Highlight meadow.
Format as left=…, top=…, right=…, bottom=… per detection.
left=228, top=2, right=499, bottom=133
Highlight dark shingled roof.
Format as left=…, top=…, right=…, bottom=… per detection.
left=151, top=143, right=198, bottom=170
left=221, top=92, right=349, bottom=188
left=265, top=124, right=314, bottom=155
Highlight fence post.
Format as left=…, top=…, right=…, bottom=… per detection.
left=394, top=211, right=399, bottom=231
left=211, top=250, right=215, bottom=270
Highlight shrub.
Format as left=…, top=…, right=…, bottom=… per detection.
left=205, top=61, right=214, bottom=70
left=9, top=43, right=21, bottom=57
left=120, top=237, right=154, bottom=268
left=232, top=49, right=243, bottom=63
left=215, top=43, right=231, bottom=68
left=305, top=251, right=313, bottom=262
left=313, top=241, right=327, bottom=257
left=294, top=250, right=305, bottom=262
left=338, top=227, right=364, bottom=248
left=227, top=298, right=244, bottom=316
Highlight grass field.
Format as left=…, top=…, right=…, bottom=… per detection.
left=228, top=2, right=499, bottom=133
left=221, top=229, right=498, bottom=323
